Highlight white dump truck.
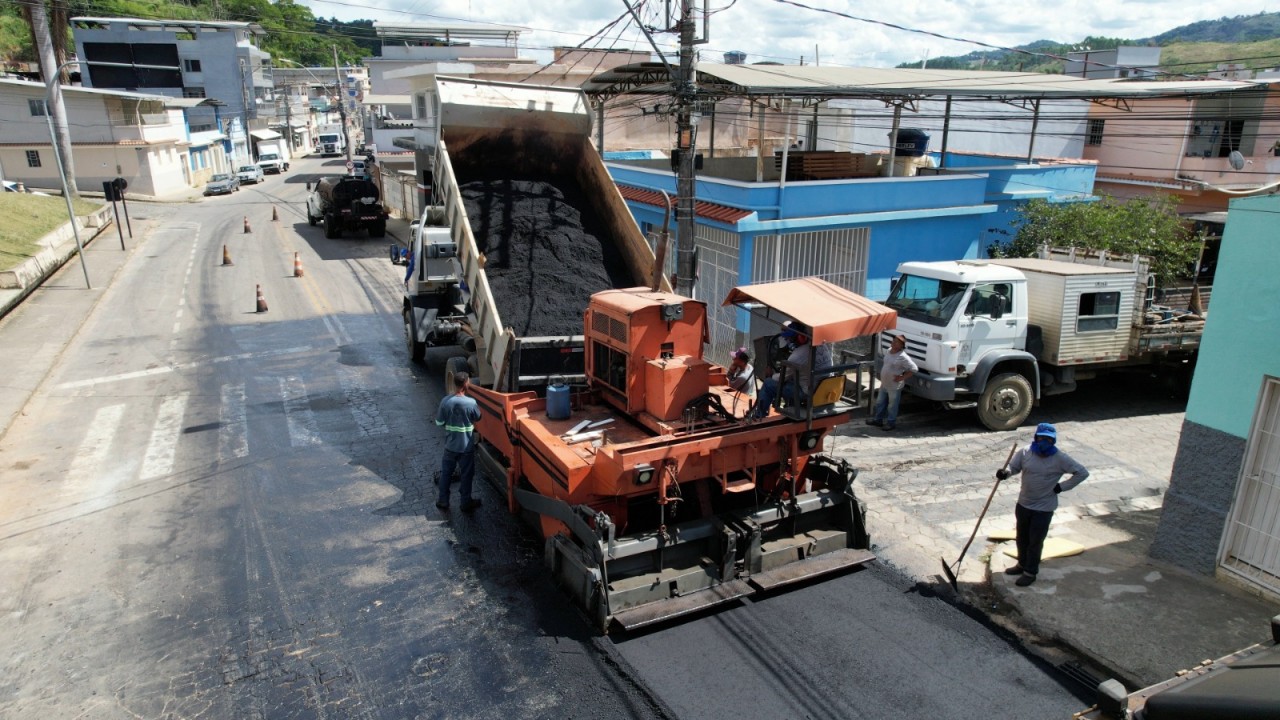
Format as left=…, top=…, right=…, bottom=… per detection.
left=881, top=247, right=1205, bottom=430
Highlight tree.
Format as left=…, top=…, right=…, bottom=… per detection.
left=988, top=194, right=1198, bottom=286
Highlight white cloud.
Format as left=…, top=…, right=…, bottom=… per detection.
left=299, top=0, right=1279, bottom=68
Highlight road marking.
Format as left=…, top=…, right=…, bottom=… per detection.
left=219, top=383, right=249, bottom=459
left=337, top=366, right=388, bottom=437
left=281, top=376, right=321, bottom=446
left=140, top=393, right=190, bottom=480
left=64, top=404, right=125, bottom=495
left=53, top=346, right=313, bottom=391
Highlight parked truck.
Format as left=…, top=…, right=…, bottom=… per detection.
left=317, top=126, right=345, bottom=157
left=400, top=76, right=659, bottom=391
left=881, top=247, right=1205, bottom=430
left=255, top=138, right=289, bottom=174
left=306, top=176, right=387, bottom=239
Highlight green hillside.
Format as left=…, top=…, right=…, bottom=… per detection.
left=0, top=0, right=376, bottom=66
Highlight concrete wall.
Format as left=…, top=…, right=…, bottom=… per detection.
left=1150, top=193, right=1280, bottom=573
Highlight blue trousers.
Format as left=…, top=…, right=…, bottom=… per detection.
left=439, top=449, right=476, bottom=506
left=1015, top=503, right=1055, bottom=576
left=873, top=385, right=905, bottom=425
left=754, top=377, right=797, bottom=417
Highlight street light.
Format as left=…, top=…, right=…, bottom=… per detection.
left=44, top=59, right=90, bottom=289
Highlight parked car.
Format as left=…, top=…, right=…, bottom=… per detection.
left=204, top=173, right=240, bottom=196
left=237, top=164, right=265, bottom=184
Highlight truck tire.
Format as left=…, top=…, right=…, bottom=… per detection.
left=324, top=213, right=339, bottom=239
left=369, top=220, right=387, bottom=238
left=445, top=356, right=471, bottom=394
left=977, top=372, right=1034, bottom=431
left=404, top=308, right=425, bottom=364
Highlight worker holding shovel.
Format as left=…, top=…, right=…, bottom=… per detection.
left=997, top=423, right=1090, bottom=586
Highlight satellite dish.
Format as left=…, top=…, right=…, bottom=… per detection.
left=1229, top=150, right=1245, bottom=170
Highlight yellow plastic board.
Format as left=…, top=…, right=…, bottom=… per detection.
left=987, top=528, right=1016, bottom=541
left=1002, top=537, right=1085, bottom=560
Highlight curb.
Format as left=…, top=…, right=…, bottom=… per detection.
left=0, top=206, right=115, bottom=321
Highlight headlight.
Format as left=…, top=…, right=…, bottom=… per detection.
left=799, top=430, right=822, bottom=451
left=634, top=463, right=655, bottom=485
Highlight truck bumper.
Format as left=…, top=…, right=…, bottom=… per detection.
left=905, top=373, right=958, bottom=401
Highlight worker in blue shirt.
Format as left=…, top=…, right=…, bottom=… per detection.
left=996, top=422, right=1089, bottom=586
left=436, top=371, right=482, bottom=512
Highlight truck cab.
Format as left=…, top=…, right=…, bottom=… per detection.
left=882, top=261, right=1038, bottom=430
left=317, top=132, right=344, bottom=157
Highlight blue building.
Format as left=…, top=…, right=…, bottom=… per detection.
left=606, top=152, right=1097, bottom=361
left=1149, top=194, right=1280, bottom=601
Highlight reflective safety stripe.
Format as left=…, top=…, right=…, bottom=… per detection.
left=444, top=424, right=474, bottom=433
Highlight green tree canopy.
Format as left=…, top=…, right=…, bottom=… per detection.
left=988, top=194, right=1200, bottom=286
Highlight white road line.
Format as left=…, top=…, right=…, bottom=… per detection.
left=140, top=393, right=190, bottom=480
left=64, top=404, right=126, bottom=495
left=337, top=366, right=388, bottom=437
left=53, top=346, right=313, bottom=391
left=280, top=377, right=321, bottom=447
left=329, top=314, right=354, bottom=345
left=219, top=383, right=249, bottom=459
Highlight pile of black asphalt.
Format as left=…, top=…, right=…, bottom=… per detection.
left=460, top=178, right=632, bottom=337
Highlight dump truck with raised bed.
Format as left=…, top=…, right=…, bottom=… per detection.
left=880, top=247, right=1205, bottom=430
left=468, top=278, right=895, bottom=632
left=306, top=176, right=388, bottom=239
left=399, top=77, right=660, bottom=392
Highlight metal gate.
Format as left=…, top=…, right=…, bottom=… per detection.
left=1220, top=376, right=1280, bottom=595
left=751, top=227, right=870, bottom=295
left=645, top=223, right=742, bottom=367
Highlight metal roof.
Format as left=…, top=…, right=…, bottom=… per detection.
left=71, top=16, right=266, bottom=36
left=583, top=62, right=1259, bottom=102
left=373, top=21, right=525, bottom=42
left=0, top=78, right=171, bottom=102
left=616, top=184, right=751, bottom=225
left=362, top=93, right=411, bottom=106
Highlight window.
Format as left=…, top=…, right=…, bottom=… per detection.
left=28, top=99, right=47, bottom=116
left=189, top=123, right=214, bottom=132
left=183, top=86, right=206, bottom=98
left=1077, top=291, right=1120, bottom=332
left=967, top=283, right=1014, bottom=317
left=182, top=58, right=201, bottom=72
left=1087, top=119, right=1105, bottom=146
left=26, top=150, right=41, bottom=168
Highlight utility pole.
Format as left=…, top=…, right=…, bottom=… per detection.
left=332, top=45, right=353, bottom=164
left=282, top=84, right=293, bottom=154
left=30, top=0, right=77, bottom=197
left=673, top=0, right=700, bottom=297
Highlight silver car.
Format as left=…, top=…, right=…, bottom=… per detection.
left=236, top=164, right=265, bottom=184
left=203, top=173, right=240, bottom=196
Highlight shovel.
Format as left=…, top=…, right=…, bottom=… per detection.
left=941, top=441, right=1019, bottom=591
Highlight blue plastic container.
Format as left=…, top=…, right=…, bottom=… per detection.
left=546, top=376, right=571, bottom=420
left=892, top=129, right=931, bottom=157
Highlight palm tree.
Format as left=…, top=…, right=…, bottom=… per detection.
left=23, top=0, right=78, bottom=197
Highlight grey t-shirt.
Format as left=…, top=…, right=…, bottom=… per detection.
left=1008, top=447, right=1089, bottom=512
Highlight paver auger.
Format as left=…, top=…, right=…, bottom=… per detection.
left=468, top=277, right=898, bottom=631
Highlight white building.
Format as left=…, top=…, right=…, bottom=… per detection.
left=0, top=78, right=196, bottom=197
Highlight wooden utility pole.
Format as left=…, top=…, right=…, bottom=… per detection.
left=673, top=0, right=701, bottom=297
left=332, top=45, right=353, bottom=164
left=30, top=0, right=77, bottom=197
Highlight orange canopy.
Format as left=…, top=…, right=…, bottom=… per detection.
left=722, top=277, right=898, bottom=345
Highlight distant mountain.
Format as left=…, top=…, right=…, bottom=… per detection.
left=896, top=12, right=1280, bottom=73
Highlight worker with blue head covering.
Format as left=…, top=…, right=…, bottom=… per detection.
left=995, top=422, right=1089, bottom=586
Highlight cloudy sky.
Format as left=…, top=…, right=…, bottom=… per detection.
left=298, top=0, right=1277, bottom=69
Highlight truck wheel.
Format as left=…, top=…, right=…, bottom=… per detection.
left=404, top=308, right=425, bottom=364
left=369, top=220, right=387, bottom=238
left=324, top=214, right=339, bottom=239
left=977, top=373, right=1033, bottom=431
left=445, top=356, right=471, bottom=394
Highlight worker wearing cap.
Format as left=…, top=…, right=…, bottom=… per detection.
left=436, top=371, right=483, bottom=513
left=868, top=333, right=917, bottom=431
left=753, top=329, right=832, bottom=417
left=996, top=422, right=1089, bottom=586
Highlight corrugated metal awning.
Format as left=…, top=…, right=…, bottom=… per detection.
left=616, top=184, right=751, bottom=225
left=723, top=278, right=897, bottom=344
left=249, top=129, right=282, bottom=141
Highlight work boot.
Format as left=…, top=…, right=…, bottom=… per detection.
left=866, top=419, right=883, bottom=427
left=883, top=423, right=896, bottom=431
left=435, top=501, right=449, bottom=511
left=1004, top=565, right=1025, bottom=575
left=461, top=499, right=482, bottom=513
left=1015, top=573, right=1037, bottom=587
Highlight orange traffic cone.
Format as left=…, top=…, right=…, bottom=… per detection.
left=255, top=284, right=268, bottom=313
left=222, top=244, right=233, bottom=266
left=272, top=205, right=279, bottom=222
left=293, top=252, right=304, bottom=278
left=243, top=216, right=252, bottom=234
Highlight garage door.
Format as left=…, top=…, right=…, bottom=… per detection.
left=1220, top=376, right=1280, bottom=595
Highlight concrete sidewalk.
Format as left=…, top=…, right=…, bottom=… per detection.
left=983, top=506, right=1280, bottom=691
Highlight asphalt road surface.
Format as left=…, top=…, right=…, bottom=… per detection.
left=0, top=155, right=1084, bottom=719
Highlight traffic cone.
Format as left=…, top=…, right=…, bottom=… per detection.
left=243, top=216, right=252, bottom=234
left=293, top=252, right=304, bottom=278
left=255, top=284, right=268, bottom=313
left=222, top=244, right=233, bottom=266
left=272, top=205, right=279, bottom=222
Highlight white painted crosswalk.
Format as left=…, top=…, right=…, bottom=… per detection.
left=56, top=368, right=400, bottom=500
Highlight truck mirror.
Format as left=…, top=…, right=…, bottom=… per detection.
left=305, top=181, right=311, bottom=191
left=990, top=294, right=1006, bottom=319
